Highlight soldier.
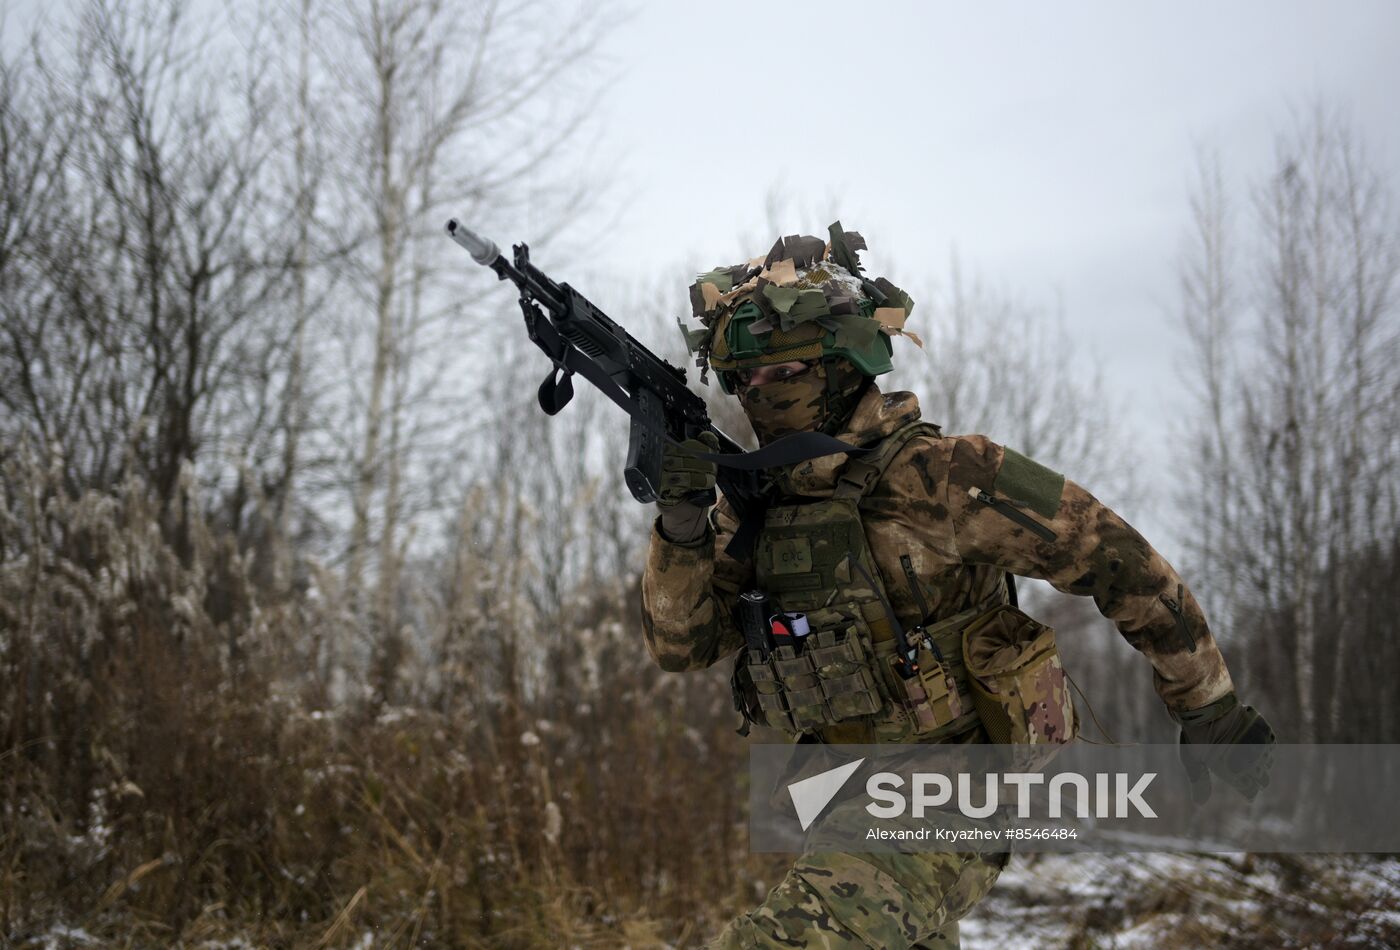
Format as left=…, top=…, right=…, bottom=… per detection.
left=641, top=225, right=1275, bottom=949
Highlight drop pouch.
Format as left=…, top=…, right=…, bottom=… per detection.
left=961, top=604, right=1078, bottom=746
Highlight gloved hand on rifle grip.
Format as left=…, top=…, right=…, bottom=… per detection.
left=1175, top=692, right=1276, bottom=804
left=656, top=431, right=719, bottom=544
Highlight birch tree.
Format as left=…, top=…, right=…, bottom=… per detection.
left=319, top=0, right=611, bottom=700
left=1177, top=105, right=1400, bottom=742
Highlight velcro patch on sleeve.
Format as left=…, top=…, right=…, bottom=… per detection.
left=994, top=447, right=1065, bottom=520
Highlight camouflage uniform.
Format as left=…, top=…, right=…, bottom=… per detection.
left=642, top=386, right=1232, bottom=710
left=643, top=386, right=1233, bottom=947
left=643, top=227, right=1237, bottom=949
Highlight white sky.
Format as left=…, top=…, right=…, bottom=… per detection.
left=586, top=0, right=1400, bottom=548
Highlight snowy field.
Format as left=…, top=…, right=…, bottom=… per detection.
left=961, top=853, right=1400, bottom=949
left=25, top=854, right=1398, bottom=948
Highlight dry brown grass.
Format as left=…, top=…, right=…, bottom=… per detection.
left=3, top=459, right=1392, bottom=948
left=0, top=457, right=789, bottom=947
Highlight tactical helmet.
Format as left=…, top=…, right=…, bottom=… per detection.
left=678, top=221, right=920, bottom=394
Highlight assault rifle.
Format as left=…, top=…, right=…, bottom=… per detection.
left=444, top=220, right=861, bottom=557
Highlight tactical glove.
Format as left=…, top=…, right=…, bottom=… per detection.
left=656, top=432, right=719, bottom=544
left=1175, top=692, right=1276, bottom=804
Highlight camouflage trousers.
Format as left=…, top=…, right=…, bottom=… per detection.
left=709, top=798, right=1008, bottom=949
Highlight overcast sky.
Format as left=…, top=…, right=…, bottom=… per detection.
left=582, top=0, right=1399, bottom=546
left=7, top=0, right=1394, bottom=552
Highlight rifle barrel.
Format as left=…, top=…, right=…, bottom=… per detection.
left=445, top=219, right=499, bottom=265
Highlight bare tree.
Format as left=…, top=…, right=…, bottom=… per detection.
left=1174, top=148, right=1242, bottom=629
left=322, top=0, right=612, bottom=665
left=0, top=1, right=303, bottom=550
left=1176, top=104, right=1400, bottom=742
left=888, top=255, right=1132, bottom=502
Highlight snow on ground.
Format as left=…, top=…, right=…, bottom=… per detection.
left=958, top=853, right=1400, bottom=949
left=34, top=925, right=98, bottom=949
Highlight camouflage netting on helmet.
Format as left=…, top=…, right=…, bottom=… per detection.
left=677, top=221, right=920, bottom=389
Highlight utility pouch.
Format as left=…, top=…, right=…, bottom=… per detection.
left=961, top=605, right=1078, bottom=746
left=909, top=641, right=964, bottom=727
left=771, top=644, right=826, bottom=732
left=806, top=627, right=883, bottom=722
left=730, top=627, right=884, bottom=734
left=733, top=648, right=795, bottom=733
left=872, top=633, right=979, bottom=742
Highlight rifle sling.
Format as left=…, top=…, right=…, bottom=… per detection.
left=707, top=432, right=869, bottom=562
left=697, top=431, right=865, bottom=471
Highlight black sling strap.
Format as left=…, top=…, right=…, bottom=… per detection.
left=695, top=431, right=869, bottom=561
left=696, top=430, right=865, bottom=471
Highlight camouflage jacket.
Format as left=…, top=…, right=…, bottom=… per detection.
left=640, top=385, right=1234, bottom=714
